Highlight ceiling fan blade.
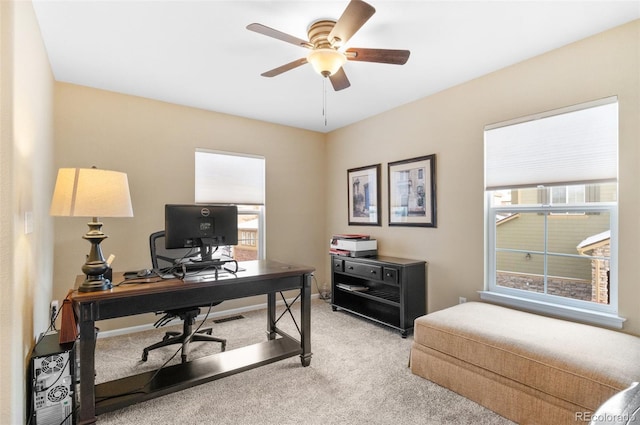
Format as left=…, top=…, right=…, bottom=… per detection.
left=328, top=0, right=376, bottom=47
left=261, top=58, right=308, bottom=77
left=329, top=67, right=351, bottom=91
left=247, top=23, right=312, bottom=49
left=345, top=48, right=410, bottom=65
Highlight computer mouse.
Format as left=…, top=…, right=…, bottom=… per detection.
left=137, top=269, right=153, bottom=277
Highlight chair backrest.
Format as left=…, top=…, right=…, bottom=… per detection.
left=149, top=231, right=200, bottom=271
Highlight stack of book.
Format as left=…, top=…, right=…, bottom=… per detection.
left=329, top=234, right=377, bottom=257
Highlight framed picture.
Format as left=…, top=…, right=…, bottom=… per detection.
left=388, top=154, right=436, bottom=227
left=347, top=164, right=381, bottom=226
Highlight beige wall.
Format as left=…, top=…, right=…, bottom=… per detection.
left=326, top=20, right=640, bottom=335
left=52, top=84, right=327, bottom=330
left=1, top=1, right=55, bottom=423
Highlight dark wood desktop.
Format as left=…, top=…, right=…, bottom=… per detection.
left=71, top=260, right=314, bottom=424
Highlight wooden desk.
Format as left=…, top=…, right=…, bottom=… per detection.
left=71, top=260, right=314, bottom=424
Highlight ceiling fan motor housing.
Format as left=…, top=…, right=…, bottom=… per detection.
left=307, top=20, right=338, bottom=49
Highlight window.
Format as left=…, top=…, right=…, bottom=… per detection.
left=483, top=97, right=622, bottom=328
left=195, top=149, right=265, bottom=260
left=551, top=185, right=585, bottom=205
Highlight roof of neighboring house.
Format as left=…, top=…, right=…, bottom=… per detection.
left=577, top=230, right=611, bottom=253
left=496, top=213, right=519, bottom=225
left=238, top=218, right=258, bottom=230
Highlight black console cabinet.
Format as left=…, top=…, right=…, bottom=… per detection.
left=330, top=255, right=426, bottom=337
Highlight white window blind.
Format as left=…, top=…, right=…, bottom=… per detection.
left=485, top=97, right=618, bottom=190
left=195, top=149, right=265, bottom=205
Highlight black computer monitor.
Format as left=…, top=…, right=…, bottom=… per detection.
left=164, top=204, right=238, bottom=262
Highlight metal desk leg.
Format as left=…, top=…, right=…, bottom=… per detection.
left=77, top=310, right=97, bottom=424
left=300, top=273, right=312, bottom=367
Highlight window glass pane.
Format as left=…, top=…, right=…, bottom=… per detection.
left=546, top=255, right=595, bottom=298
left=491, top=190, right=511, bottom=206
left=594, top=182, right=617, bottom=202
left=496, top=252, right=544, bottom=294
left=493, top=187, right=541, bottom=206
left=233, top=208, right=260, bottom=261
left=548, top=210, right=610, bottom=304
left=495, top=211, right=545, bottom=293
left=567, top=186, right=585, bottom=204
left=551, top=187, right=566, bottom=204
left=547, top=212, right=610, bottom=255
left=493, top=183, right=613, bottom=207
left=496, top=212, right=544, bottom=252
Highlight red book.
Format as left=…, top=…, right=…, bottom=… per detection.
left=329, top=248, right=351, bottom=256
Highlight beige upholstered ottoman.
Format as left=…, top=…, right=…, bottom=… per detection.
left=410, top=302, right=640, bottom=425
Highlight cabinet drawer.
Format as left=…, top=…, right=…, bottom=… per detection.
left=344, top=261, right=382, bottom=280
left=332, top=257, right=344, bottom=272
left=383, top=267, right=399, bottom=284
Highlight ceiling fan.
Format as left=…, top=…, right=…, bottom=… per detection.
left=247, top=0, right=410, bottom=91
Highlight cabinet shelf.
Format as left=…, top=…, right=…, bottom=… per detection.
left=334, top=283, right=399, bottom=305
left=330, top=255, right=426, bottom=337
left=366, top=288, right=400, bottom=304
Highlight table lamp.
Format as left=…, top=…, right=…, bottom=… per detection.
left=50, top=167, right=134, bottom=292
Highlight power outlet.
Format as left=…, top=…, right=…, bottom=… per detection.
left=458, top=297, right=467, bottom=304
left=50, top=300, right=59, bottom=327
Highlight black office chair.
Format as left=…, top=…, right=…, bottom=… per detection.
left=141, top=231, right=226, bottom=363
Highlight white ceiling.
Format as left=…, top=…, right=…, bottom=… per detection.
left=32, top=1, right=639, bottom=133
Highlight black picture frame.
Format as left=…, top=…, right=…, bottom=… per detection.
left=347, top=164, right=381, bottom=226
left=388, top=154, right=437, bottom=227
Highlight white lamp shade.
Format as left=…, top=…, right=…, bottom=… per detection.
left=306, top=48, right=346, bottom=76
left=50, top=168, right=134, bottom=218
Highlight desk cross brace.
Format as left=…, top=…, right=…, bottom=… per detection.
left=274, top=291, right=302, bottom=337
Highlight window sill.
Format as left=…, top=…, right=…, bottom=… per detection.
left=478, top=291, right=626, bottom=329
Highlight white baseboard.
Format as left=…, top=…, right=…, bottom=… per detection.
left=97, top=293, right=320, bottom=339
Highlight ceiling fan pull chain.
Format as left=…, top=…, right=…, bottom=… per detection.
left=323, top=78, right=328, bottom=126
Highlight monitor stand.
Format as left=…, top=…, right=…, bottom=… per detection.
left=182, top=259, right=224, bottom=273
left=175, top=257, right=239, bottom=280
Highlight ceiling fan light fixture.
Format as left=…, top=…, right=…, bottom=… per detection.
left=307, top=48, right=346, bottom=77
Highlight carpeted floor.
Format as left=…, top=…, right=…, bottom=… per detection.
left=93, top=298, right=514, bottom=424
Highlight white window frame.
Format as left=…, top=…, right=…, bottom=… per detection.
left=195, top=149, right=266, bottom=260
left=485, top=201, right=620, bottom=326
left=237, top=205, right=265, bottom=259
left=482, top=98, right=623, bottom=328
